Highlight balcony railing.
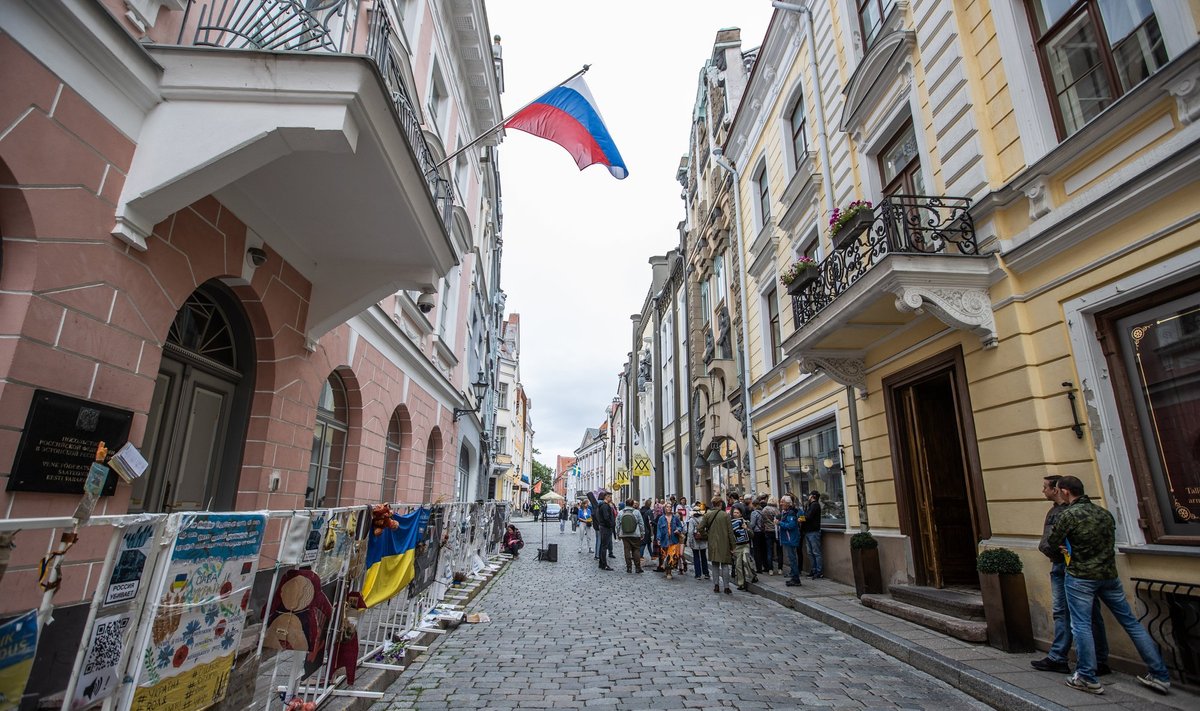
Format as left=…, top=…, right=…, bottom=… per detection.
left=791, top=195, right=977, bottom=330
left=185, top=0, right=454, bottom=219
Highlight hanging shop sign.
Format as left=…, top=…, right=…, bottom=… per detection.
left=6, top=390, right=132, bottom=495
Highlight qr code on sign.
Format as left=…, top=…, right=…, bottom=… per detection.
left=83, top=614, right=131, bottom=675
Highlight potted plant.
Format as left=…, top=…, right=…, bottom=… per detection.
left=779, top=256, right=819, bottom=296
left=849, top=531, right=883, bottom=597
left=829, top=200, right=873, bottom=250
left=977, top=547, right=1034, bottom=652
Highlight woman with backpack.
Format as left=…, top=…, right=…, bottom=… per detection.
left=730, top=507, right=755, bottom=590
left=699, top=496, right=737, bottom=594
left=685, top=504, right=710, bottom=580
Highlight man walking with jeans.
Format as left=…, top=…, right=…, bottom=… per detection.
left=1047, top=476, right=1171, bottom=695
left=1031, top=475, right=1109, bottom=675
left=593, top=491, right=616, bottom=571
left=801, top=492, right=823, bottom=579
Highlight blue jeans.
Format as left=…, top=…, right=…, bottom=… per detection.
left=783, top=544, right=801, bottom=581
left=692, top=548, right=709, bottom=578
left=1064, top=575, right=1168, bottom=683
left=1048, top=563, right=1108, bottom=663
left=803, top=531, right=823, bottom=576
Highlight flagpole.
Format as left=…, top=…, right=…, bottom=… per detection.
left=428, top=64, right=591, bottom=173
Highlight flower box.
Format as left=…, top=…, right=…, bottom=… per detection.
left=786, top=271, right=818, bottom=296
left=832, top=208, right=874, bottom=250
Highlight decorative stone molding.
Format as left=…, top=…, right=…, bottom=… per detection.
left=798, top=353, right=867, bottom=395
left=893, top=286, right=999, bottom=349
left=1167, top=65, right=1200, bottom=125
left=1023, top=176, right=1052, bottom=220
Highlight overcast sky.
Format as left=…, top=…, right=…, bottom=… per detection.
left=486, top=1, right=773, bottom=463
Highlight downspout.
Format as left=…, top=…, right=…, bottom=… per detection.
left=670, top=262, right=684, bottom=498
left=652, top=300, right=665, bottom=499
left=709, top=148, right=758, bottom=497
left=774, top=1, right=836, bottom=220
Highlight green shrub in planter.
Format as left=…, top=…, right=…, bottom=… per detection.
left=850, top=532, right=878, bottom=550
left=977, top=547, right=1022, bottom=575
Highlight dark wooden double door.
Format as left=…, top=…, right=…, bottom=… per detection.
left=887, top=350, right=988, bottom=588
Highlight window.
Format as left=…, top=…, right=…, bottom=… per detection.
left=1099, top=286, right=1200, bottom=543
left=713, top=252, right=727, bottom=305
left=428, top=65, right=448, bottom=133
left=699, top=280, right=710, bottom=322
left=858, top=0, right=897, bottom=50
left=879, top=120, right=925, bottom=196
left=308, top=374, right=349, bottom=507
left=766, top=288, right=783, bottom=368
left=383, top=409, right=407, bottom=503
left=755, top=164, right=771, bottom=227
left=496, top=426, right=508, bottom=454
left=1026, top=0, right=1168, bottom=138
left=424, top=429, right=442, bottom=502
left=497, top=382, right=509, bottom=409
left=789, top=94, right=808, bottom=170
left=774, top=420, right=846, bottom=526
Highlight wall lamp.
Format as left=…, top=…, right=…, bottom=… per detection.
left=453, top=373, right=489, bottom=422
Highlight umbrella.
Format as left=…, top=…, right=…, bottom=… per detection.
left=539, top=492, right=565, bottom=501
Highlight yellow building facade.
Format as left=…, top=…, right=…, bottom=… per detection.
left=728, top=0, right=1200, bottom=673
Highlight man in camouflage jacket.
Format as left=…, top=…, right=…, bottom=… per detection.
left=1047, top=476, right=1170, bottom=696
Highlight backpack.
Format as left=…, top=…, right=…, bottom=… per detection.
left=619, top=509, right=640, bottom=537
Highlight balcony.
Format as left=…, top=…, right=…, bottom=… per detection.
left=784, top=196, right=997, bottom=390
left=113, top=0, right=468, bottom=340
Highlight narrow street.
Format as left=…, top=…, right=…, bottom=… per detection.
left=374, top=520, right=989, bottom=710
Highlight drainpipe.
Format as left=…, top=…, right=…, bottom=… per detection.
left=709, top=148, right=758, bottom=497
left=773, top=1, right=836, bottom=221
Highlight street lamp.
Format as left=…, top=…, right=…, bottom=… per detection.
left=453, top=372, right=489, bottom=421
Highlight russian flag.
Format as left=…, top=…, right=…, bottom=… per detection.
left=504, top=76, right=628, bottom=179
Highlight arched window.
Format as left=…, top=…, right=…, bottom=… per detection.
left=383, top=408, right=409, bottom=503
left=308, top=373, right=348, bottom=507
left=423, top=428, right=442, bottom=502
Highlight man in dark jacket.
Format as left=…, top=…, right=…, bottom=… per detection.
left=593, top=491, right=616, bottom=570
left=1047, top=476, right=1171, bottom=696
left=1031, top=475, right=1109, bottom=675
left=801, top=491, right=823, bottom=579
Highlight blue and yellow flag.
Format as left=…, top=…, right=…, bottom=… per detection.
left=362, top=508, right=429, bottom=608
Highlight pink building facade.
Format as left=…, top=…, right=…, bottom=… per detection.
left=0, top=0, right=506, bottom=697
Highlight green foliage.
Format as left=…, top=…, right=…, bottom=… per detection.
left=850, top=531, right=878, bottom=550
left=531, top=459, right=553, bottom=493
left=977, top=547, right=1023, bottom=575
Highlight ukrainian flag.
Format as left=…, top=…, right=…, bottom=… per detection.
left=362, top=508, right=429, bottom=608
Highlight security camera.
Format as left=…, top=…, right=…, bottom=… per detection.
left=416, top=292, right=437, bottom=314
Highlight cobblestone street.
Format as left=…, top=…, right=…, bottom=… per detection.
left=375, top=520, right=990, bottom=710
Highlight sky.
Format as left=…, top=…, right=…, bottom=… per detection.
left=485, top=1, right=774, bottom=463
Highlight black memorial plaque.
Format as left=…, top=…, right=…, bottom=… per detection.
left=6, top=390, right=132, bottom=495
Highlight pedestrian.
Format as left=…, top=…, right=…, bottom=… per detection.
left=1031, top=475, right=1110, bottom=676
left=577, top=501, right=594, bottom=555
left=559, top=502, right=568, bottom=533
left=686, top=504, right=710, bottom=580
left=778, top=496, right=803, bottom=587
left=802, top=491, right=823, bottom=579
left=532, top=501, right=540, bottom=522
left=651, top=501, right=665, bottom=571
left=570, top=502, right=579, bottom=532
left=639, top=499, right=654, bottom=563
left=501, top=524, right=524, bottom=558
left=617, top=498, right=645, bottom=574
left=594, top=491, right=616, bottom=571
left=1047, top=476, right=1171, bottom=695
left=730, top=494, right=749, bottom=521
left=700, top=496, right=737, bottom=595
left=656, top=504, right=684, bottom=580
left=750, top=498, right=768, bottom=574
left=760, top=497, right=779, bottom=575
left=730, top=507, right=754, bottom=590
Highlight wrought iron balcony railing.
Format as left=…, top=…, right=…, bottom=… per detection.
left=185, top=0, right=454, bottom=220
left=790, top=195, right=977, bottom=330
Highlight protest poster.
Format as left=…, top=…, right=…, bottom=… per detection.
left=104, top=524, right=154, bottom=606
left=130, top=514, right=265, bottom=711
left=72, top=611, right=132, bottom=709
left=0, top=610, right=37, bottom=710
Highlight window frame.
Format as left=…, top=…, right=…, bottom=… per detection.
left=771, top=417, right=846, bottom=528
left=754, top=163, right=771, bottom=229
left=308, top=374, right=349, bottom=508
left=1024, top=0, right=1167, bottom=139
left=879, top=119, right=925, bottom=197
left=857, top=0, right=896, bottom=52
left=789, top=94, right=809, bottom=172
left=766, top=287, right=783, bottom=369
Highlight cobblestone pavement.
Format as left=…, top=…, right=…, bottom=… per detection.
left=374, top=520, right=992, bottom=710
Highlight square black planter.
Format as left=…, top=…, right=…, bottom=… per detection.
left=832, top=209, right=874, bottom=250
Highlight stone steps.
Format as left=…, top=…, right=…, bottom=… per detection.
left=861, top=593, right=988, bottom=643
left=889, top=584, right=985, bottom=620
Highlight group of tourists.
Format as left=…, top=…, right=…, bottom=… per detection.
left=566, top=490, right=826, bottom=594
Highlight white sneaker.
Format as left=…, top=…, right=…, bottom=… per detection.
left=1137, top=675, right=1170, bottom=695
left=1066, top=673, right=1104, bottom=695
